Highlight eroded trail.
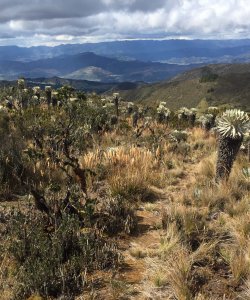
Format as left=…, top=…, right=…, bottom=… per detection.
left=117, top=162, right=199, bottom=299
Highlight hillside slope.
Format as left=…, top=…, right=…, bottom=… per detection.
left=120, top=64, right=250, bottom=110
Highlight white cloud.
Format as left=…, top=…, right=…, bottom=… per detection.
left=9, top=20, right=24, bottom=30
left=0, top=0, right=250, bottom=45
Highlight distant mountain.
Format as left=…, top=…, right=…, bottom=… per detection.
left=120, top=64, right=250, bottom=110
left=65, top=67, right=114, bottom=82
left=0, top=52, right=199, bottom=82
left=2, top=39, right=250, bottom=82
left=1, top=39, right=250, bottom=64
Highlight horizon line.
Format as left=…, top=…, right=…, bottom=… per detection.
left=1, top=37, right=250, bottom=48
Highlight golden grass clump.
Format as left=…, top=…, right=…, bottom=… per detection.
left=81, top=146, right=157, bottom=169
left=188, top=127, right=217, bottom=156
left=220, top=245, right=250, bottom=284
left=240, top=280, right=250, bottom=299
left=106, top=146, right=159, bottom=200
left=80, top=148, right=102, bottom=169
left=145, top=248, right=192, bottom=300
left=165, top=249, right=193, bottom=300
left=189, top=127, right=207, bottom=142
left=197, top=153, right=216, bottom=180
left=81, top=146, right=164, bottom=200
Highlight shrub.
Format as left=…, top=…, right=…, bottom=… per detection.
left=8, top=211, right=119, bottom=299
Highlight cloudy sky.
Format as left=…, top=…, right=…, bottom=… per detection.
left=0, top=0, right=250, bottom=46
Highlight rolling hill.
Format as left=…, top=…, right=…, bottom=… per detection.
left=120, top=64, right=250, bottom=110
left=0, top=52, right=199, bottom=82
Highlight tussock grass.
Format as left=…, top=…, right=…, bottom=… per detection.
left=129, top=242, right=148, bottom=259
left=240, top=280, right=250, bottom=299
left=197, top=153, right=216, bottom=180
left=81, top=145, right=165, bottom=201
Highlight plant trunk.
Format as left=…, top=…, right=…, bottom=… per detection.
left=114, top=97, right=119, bottom=117
left=189, top=114, right=196, bottom=127
left=132, top=112, right=139, bottom=127
left=248, top=141, right=250, bottom=162
left=52, top=95, right=57, bottom=107
left=215, top=135, right=243, bottom=182
left=46, top=90, right=52, bottom=106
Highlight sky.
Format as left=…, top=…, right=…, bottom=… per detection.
left=0, top=0, right=250, bottom=46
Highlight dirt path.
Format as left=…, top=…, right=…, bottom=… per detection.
left=118, top=162, right=199, bottom=299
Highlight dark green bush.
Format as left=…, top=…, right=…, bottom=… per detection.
left=8, top=211, right=119, bottom=299
left=0, top=113, right=26, bottom=198
left=96, top=195, right=138, bottom=234
left=200, top=73, right=218, bottom=83
left=168, top=141, right=191, bottom=156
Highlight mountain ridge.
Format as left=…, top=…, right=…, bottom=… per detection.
left=0, top=51, right=200, bottom=82
left=120, top=63, right=250, bottom=110
left=2, top=39, right=250, bottom=62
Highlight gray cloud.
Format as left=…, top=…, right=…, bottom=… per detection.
left=0, top=0, right=249, bottom=46
left=0, top=1, right=106, bottom=22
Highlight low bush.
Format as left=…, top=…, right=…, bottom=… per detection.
left=8, top=211, right=120, bottom=299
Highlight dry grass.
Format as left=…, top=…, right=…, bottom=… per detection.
left=197, top=153, right=216, bottom=180
left=240, top=280, right=250, bottom=299
left=81, top=145, right=166, bottom=200
left=220, top=245, right=250, bottom=284
left=158, top=223, right=181, bottom=259
left=62, top=115, right=250, bottom=299
left=137, top=129, right=250, bottom=300
left=189, top=128, right=217, bottom=154
left=129, top=242, right=148, bottom=259
left=165, top=249, right=193, bottom=300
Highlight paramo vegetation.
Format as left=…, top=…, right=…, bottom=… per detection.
left=0, top=79, right=250, bottom=299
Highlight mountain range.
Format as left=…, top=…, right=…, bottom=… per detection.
left=1, top=40, right=250, bottom=63
left=0, top=52, right=199, bottom=82
left=1, top=39, right=250, bottom=82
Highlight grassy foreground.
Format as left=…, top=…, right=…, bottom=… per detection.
left=0, top=87, right=249, bottom=299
